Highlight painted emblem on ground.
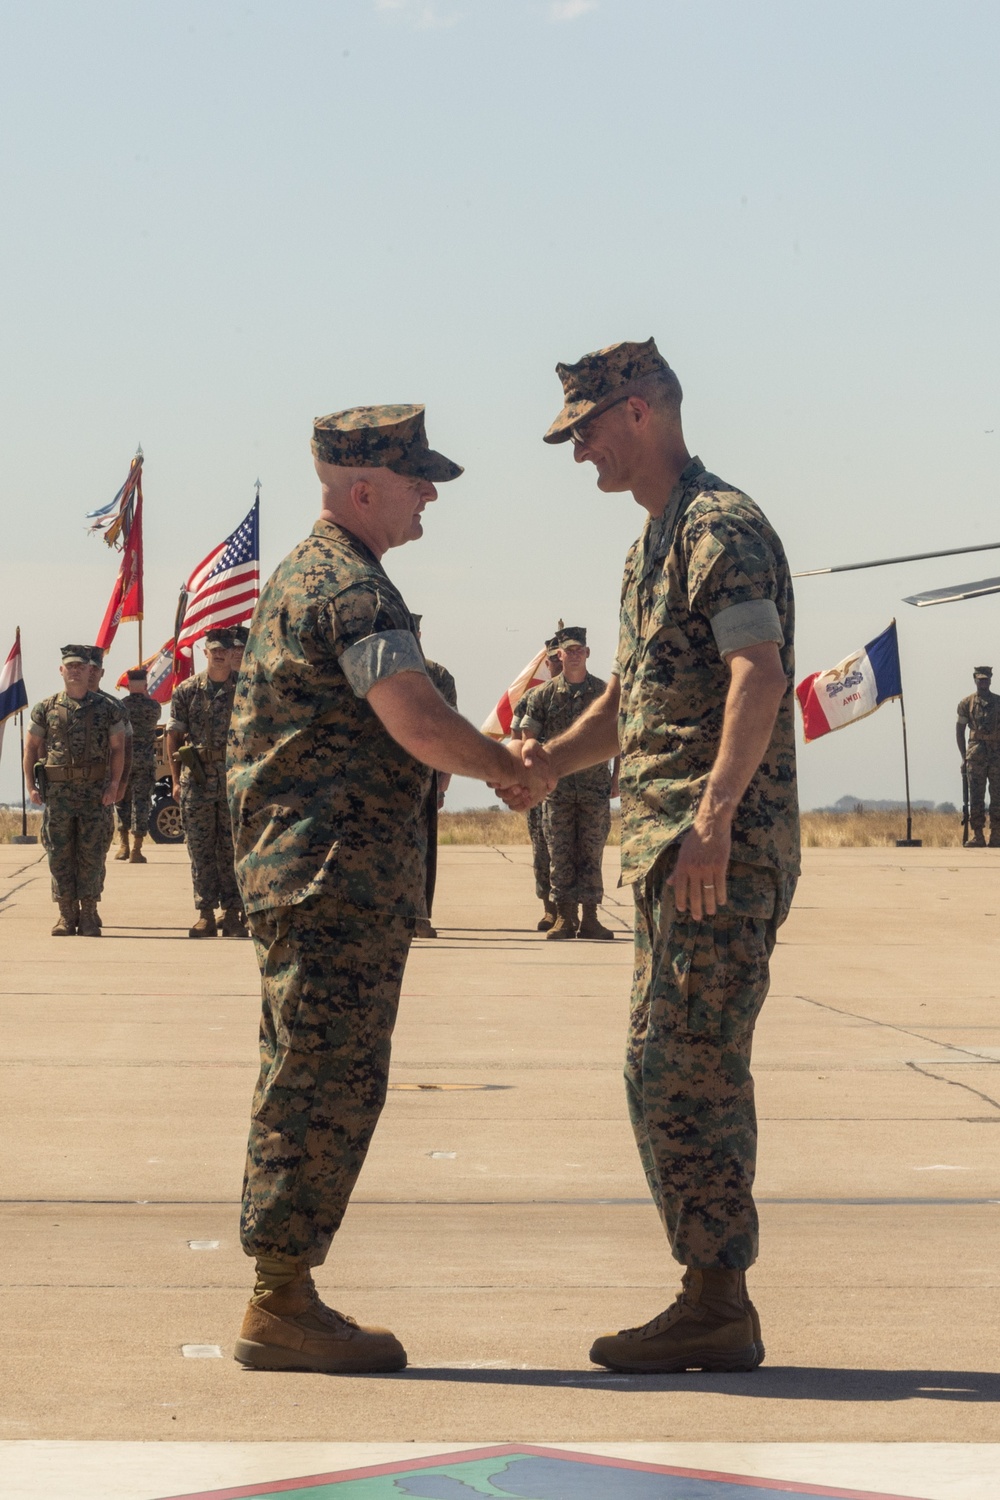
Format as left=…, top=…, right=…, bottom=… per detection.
left=161, top=1443, right=929, bottom=1500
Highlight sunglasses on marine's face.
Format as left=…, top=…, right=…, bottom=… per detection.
left=570, top=396, right=629, bottom=446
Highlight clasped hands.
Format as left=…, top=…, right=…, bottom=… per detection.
left=489, top=738, right=556, bottom=811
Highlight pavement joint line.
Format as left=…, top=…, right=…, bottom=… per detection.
left=3, top=1196, right=1000, bottom=1207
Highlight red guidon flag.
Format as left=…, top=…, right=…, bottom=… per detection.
left=95, top=495, right=143, bottom=651
left=481, top=647, right=554, bottom=740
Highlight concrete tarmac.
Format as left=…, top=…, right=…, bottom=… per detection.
left=2, top=840, right=999, bottom=1449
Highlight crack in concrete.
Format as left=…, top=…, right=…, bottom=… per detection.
left=795, top=994, right=1000, bottom=1064
left=905, top=1061, right=1000, bottom=1114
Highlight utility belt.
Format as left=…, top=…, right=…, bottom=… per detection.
left=43, top=764, right=106, bottom=784
left=969, top=735, right=1000, bottom=746
left=194, top=746, right=227, bottom=766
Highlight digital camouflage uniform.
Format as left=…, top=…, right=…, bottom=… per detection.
left=415, top=658, right=458, bottom=923
left=615, top=456, right=799, bottom=1270
left=512, top=688, right=552, bottom=902
left=228, top=518, right=435, bottom=1266
left=30, top=691, right=126, bottom=905
left=957, top=688, right=1000, bottom=838
left=520, top=672, right=612, bottom=906
left=116, top=693, right=162, bottom=836
left=168, top=671, right=240, bottom=912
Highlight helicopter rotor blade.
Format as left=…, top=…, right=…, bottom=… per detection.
left=904, top=575, right=1000, bottom=607
left=793, top=540, right=1000, bottom=578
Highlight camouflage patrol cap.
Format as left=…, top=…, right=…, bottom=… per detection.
left=545, top=635, right=560, bottom=656
left=205, top=628, right=235, bottom=649
left=231, top=625, right=249, bottom=646
left=974, top=666, right=993, bottom=678
left=312, top=404, right=463, bottom=482
left=88, top=646, right=105, bottom=666
left=543, top=337, right=674, bottom=444
left=556, top=626, right=587, bottom=648
left=126, top=666, right=148, bottom=681
left=60, top=644, right=92, bottom=664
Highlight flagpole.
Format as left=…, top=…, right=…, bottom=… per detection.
left=893, top=619, right=922, bottom=848
left=17, top=709, right=29, bottom=840
left=136, top=445, right=144, bottom=666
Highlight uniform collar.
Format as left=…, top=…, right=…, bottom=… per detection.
left=312, top=516, right=382, bottom=569
left=639, top=455, right=706, bottom=576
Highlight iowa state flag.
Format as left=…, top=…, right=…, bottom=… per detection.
left=796, top=621, right=902, bottom=743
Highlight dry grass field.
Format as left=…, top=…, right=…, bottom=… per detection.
left=1, top=806, right=966, bottom=848
left=439, top=807, right=967, bottom=848
left=0, top=807, right=42, bottom=843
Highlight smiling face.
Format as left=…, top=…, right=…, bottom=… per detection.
left=570, top=397, right=648, bottom=492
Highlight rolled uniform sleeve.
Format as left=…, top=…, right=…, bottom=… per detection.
left=686, top=511, right=785, bottom=659
left=957, top=697, right=971, bottom=726
left=324, top=583, right=427, bottom=700
left=28, top=702, right=47, bottom=741
left=340, top=629, right=427, bottom=699
left=167, top=685, right=190, bottom=738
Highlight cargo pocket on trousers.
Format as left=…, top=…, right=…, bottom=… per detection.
left=669, top=915, right=730, bottom=1037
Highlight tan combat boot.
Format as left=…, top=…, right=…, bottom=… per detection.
left=741, top=1270, right=765, bottom=1365
left=188, top=908, right=217, bottom=938
left=536, top=899, right=557, bottom=932
left=589, top=1268, right=760, bottom=1373
left=414, top=916, right=437, bottom=938
left=969, top=831, right=987, bottom=847
left=51, top=900, right=78, bottom=937
left=234, top=1270, right=407, bottom=1374
left=129, top=834, right=147, bottom=864
left=219, top=908, right=248, bottom=938
left=78, top=900, right=102, bottom=938
left=545, top=902, right=578, bottom=940
left=578, top=903, right=615, bottom=941
left=114, top=830, right=130, bottom=861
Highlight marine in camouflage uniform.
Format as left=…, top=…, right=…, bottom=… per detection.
left=539, top=338, right=799, bottom=1373
left=167, top=629, right=244, bottom=937
left=510, top=634, right=563, bottom=930
left=24, top=645, right=127, bottom=937
left=519, top=626, right=615, bottom=941
left=228, top=403, right=481, bottom=1375
left=89, top=646, right=133, bottom=907
left=114, top=667, right=163, bottom=862
left=957, top=666, right=1000, bottom=846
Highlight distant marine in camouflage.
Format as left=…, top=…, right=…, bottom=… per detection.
left=25, top=644, right=126, bottom=937
left=167, top=628, right=244, bottom=937
left=115, top=667, right=162, bottom=861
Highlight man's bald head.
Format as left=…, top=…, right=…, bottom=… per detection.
left=316, top=460, right=437, bottom=560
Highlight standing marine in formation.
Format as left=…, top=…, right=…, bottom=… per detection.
left=23, top=645, right=126, bottom=936
left=167, top=628, right=246, bottom=938
left=957, top=666, right=1000, bottom=847
left=227, top=403, right=545, bottom=1375
left=510, top=337, right=799, bottom=1373
left=511, top=634, right=562, bottom=930
left=114, top=666, right=163, bottom=864
left=518, top=626, right=617, bottom=941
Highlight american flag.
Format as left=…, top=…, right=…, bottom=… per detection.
left=176, top=499, right=260, bottom=651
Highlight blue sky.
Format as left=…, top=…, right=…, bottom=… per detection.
left=2, top=0, right=999, bottom=811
